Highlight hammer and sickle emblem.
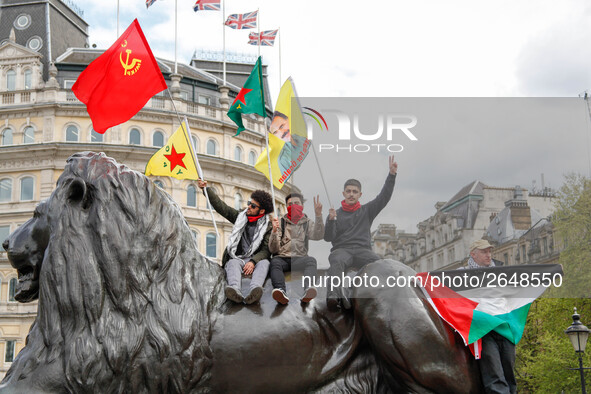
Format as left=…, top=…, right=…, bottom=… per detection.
left=120, top=49, right=142, bottom=76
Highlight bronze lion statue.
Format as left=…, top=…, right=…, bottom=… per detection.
left=1, top=152, right=481, bottom=393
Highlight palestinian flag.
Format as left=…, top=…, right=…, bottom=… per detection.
left=417, top=264, right=563, bottom=359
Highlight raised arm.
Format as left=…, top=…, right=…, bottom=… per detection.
left=197, top=179, right=239, bottom=223
left=323, top=208, right=337, bottom=242
left=365, top=156, right=397, bottom=221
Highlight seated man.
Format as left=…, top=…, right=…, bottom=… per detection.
left=197, top=180, right=273, bottom=304
left=324, top=156, right=398, bottom=310
left=269, top=193, right=324, bottom=305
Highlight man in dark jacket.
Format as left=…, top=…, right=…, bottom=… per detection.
left=324, top=156, right=398, bottom=310
left=197, top=180, right=273, bottom=304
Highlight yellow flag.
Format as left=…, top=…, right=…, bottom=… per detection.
left=271, top=78, right=307, bottom=139
left=256, top=78, right=312, bottom=190
left=145, top=122, right=199, bottom=180
left=254, top=133, right=287, bottom=189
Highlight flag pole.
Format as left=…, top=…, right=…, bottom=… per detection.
left=174, top=0, right=178, bottom=74
left=116, top=0, right=120, bottom=37
left=265, top=130, right=277, bottom=216
left=183, top=117, right=220, bottom=238
left=309, top=140, right=333, bottom=209
left=165, top=89, right=220, bottom=236
left=222, top=0, right=226, bottom=85
left=257, top=9, right=261, bottom=59
left=278, top=28, right=282, bottom=86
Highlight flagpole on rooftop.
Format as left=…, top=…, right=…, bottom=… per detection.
left=174, top=0, right=178, bottom=74
left=116, top=0, right=120, bottom=37
left=222, top=0, right=226, bottom=85
left=257, top=9, right=260, bottom=59
left=278, top=28, right=282, bottom=86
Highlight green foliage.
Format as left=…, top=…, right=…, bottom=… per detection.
left=516, top=174, right=591, bottom=392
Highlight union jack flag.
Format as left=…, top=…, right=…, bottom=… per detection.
left=146, top=0, right=157, bottom=8
left=193, top=0, right=220, bottom=11
left=225, top=10, right=258, bottom=29
left=247, top=29, right=278, bottom=46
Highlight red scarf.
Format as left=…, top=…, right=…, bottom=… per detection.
left=247, top=213, right=264, bottom=223
left=287, top=204, right=304, bottom=224
left=341, top=199, right=361, bottom=212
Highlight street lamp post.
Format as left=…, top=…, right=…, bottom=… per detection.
left=565, top=308, right=591, bottom=394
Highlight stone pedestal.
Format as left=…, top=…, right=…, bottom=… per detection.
left=170, top=73, right=182, bottom=99
left=219, top=86, right=230, bottom=110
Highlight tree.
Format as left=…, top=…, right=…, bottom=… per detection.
left=516, top=174, right=591, bottom=392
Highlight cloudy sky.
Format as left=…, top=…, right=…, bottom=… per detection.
left=80, top=1, right=591, bottom=242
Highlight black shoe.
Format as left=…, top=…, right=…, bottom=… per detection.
left=225, top=286, right=244, bottom=303
left=326, top=291, right=340, bottom=311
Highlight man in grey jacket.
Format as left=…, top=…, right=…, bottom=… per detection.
left=269, top=193, right=324, bottom=304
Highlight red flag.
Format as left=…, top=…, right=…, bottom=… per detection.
left=72, top=19, right=166, bottom=133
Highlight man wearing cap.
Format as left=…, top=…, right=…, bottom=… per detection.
left=465, top=239, right=516, bottom=394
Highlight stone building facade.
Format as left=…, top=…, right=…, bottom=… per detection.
left=372, top=181, right=558, bottom=272
left=0, top=0, right=286, bottom=377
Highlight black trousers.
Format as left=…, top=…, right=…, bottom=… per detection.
left=270, top=256, right=317, bottom=292
left=327, top=248, right=381, bottom=282
left=479, top=331, right=516, bottom=394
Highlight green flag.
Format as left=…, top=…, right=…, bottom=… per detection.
left=227, top=56, right=266, bottom=136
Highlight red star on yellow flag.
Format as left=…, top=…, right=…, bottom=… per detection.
left=164, top=145, right=187, bottom=172
left=232, top=87, right=252, bottom=106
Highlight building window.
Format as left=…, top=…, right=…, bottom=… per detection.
left=187, top=185, right=197, bottom=207
left=20, top=177, right=34, bottom=201
left=129, top=128, right=141, bottom=145
left=1, top=128, right=13, bottom=146
left=543, top=237, right=548, bottom=255
left=206, top=139, right=218, bottom=155
left=154, top=180, right=164, bottom=189
left=234, top=146, right=243, bottom=162
left=14, top=14, right=31, bottom=30
left=521, top=245, right=526, bottom=263
left=206, top=233, right=217, bottom=258
left=198, top=95, right=211, bottom=105
left=234, top=193, right=243, bottom=210
left=0, top=179, right=11, bottom=202
left=8, top=278, right=17, bottom=302
left=91, top=129, right=103, bottom=143
left=24, top=69, right=32, bottom=90
left=6, top=69, right=16, bottom=91
left=23, top=126, right=34, bottom=144
left=26, top=36, right=43, bottom=52
left=249, top=150, right=257, bottom=166
left=0, top=225, right=10, bottom=242
left=153, top=131, right=164, bottom=147
left=4, top=340, right=15, bottom=363
left=66, top=125, right=79, bottom=142
left=191, top=135, right=199, bottom=153
left=504, top=253, right=509, bottom=265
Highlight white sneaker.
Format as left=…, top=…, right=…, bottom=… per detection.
left=301, top=287, right=317, bottom=303
left=272, top=288, right=289, bottom=305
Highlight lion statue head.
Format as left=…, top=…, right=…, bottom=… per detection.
left=2, top=152, right=225, bottom=393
